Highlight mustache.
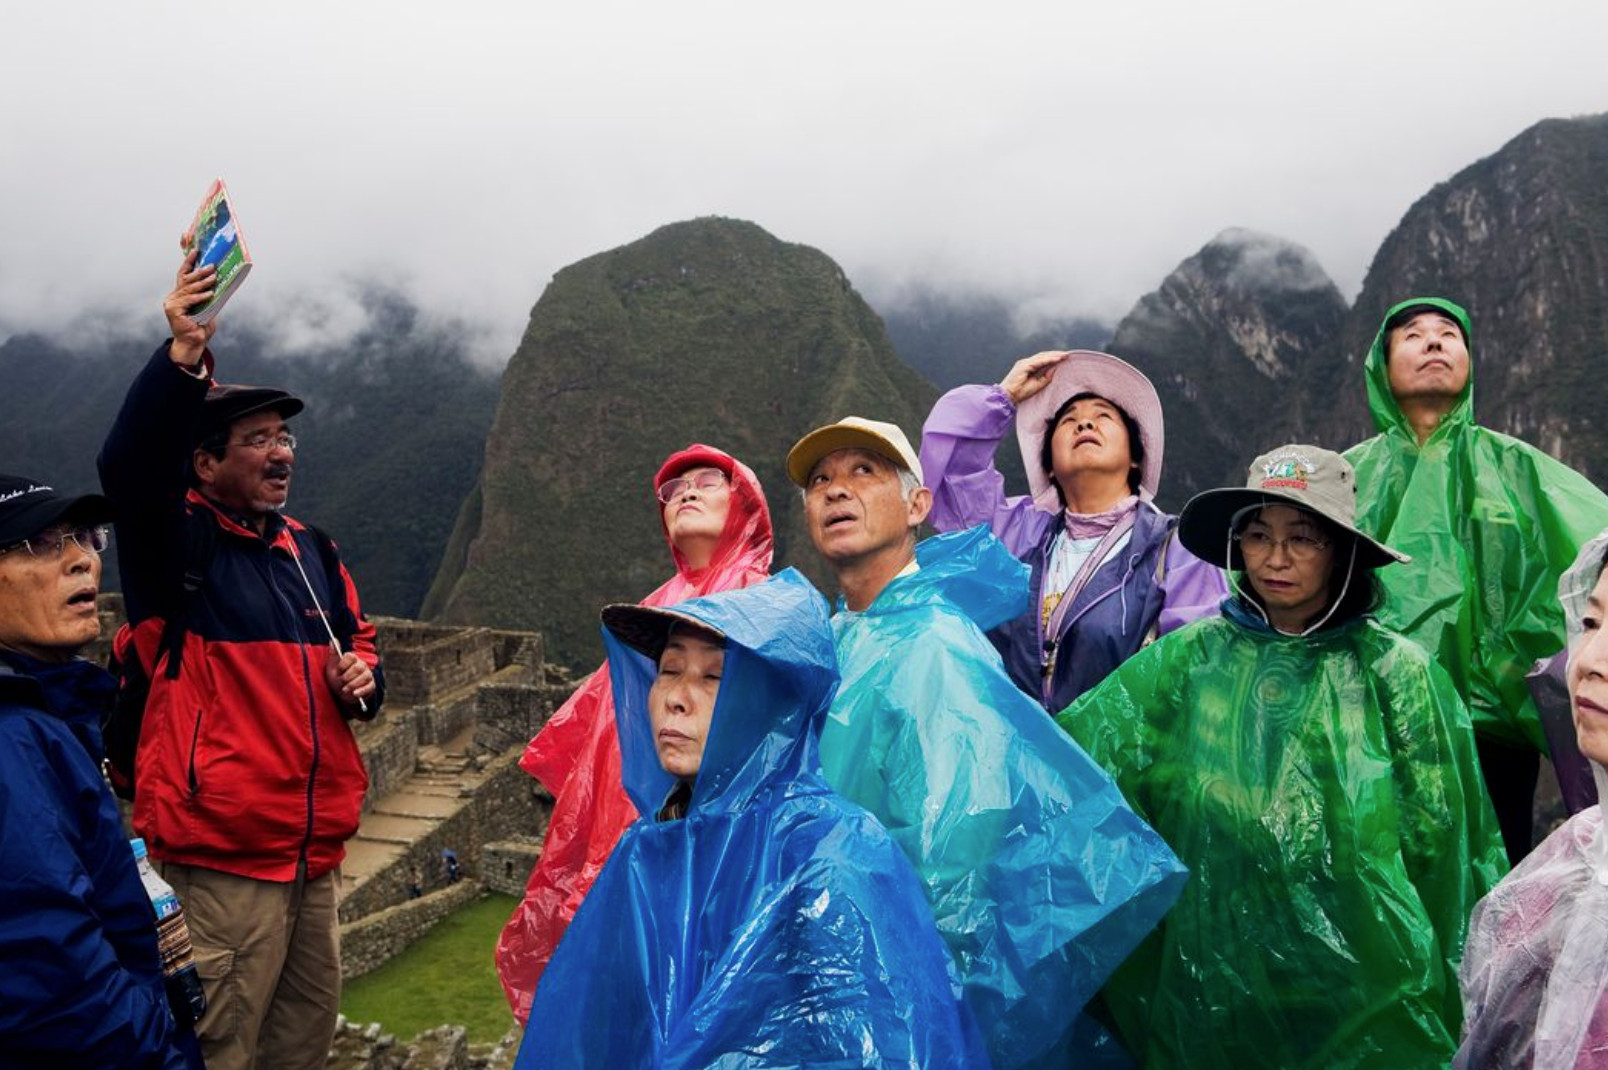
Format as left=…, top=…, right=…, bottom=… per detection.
left=265, top=463, right=292, bottom=479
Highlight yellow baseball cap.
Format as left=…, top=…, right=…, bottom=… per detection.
left=785, top=417, right=924, bottom=488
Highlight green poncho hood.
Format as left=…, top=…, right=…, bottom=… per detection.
left=1346, top=296, right=1608, bottom=748
left=1362, top=295, right=1475, bottom=443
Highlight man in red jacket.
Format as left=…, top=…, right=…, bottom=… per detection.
left=99, top=247, right=383, bottom=1070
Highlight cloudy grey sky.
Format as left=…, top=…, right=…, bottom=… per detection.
left=2, top=1, right=1604, bottom=363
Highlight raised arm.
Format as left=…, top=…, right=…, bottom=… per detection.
left=919, top=352, right=1072, bottom=556
left=97, top=250, right=219, bottom=625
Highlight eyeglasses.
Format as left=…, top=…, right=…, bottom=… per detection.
left=656, top=470, right=727, bottom=504
left=0, top=524, right=112, bottom=560
left=228, top=432, right=297, bottom=453
left=1234, top=530, right=1330, bottom=561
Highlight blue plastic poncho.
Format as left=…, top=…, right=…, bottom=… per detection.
left=515, top=569, right=986, bottom=1070
left=822, top=527, right=1190, bottom=1070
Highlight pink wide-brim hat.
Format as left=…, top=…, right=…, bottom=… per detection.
left=1013, top=350, right=1165, bottom=511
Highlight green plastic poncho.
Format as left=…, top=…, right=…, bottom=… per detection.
left=822, top=526, right=1189, bottom=1070
left=1346, top=296, right=1608, bottom=749
left=1057, top=599, right=1508, bottom=1069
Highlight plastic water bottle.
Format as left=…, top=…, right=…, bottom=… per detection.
left=130, top=837, right=208, bottom=1025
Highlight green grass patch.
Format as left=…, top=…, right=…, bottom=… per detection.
left=341, top=892, right=520, bottom=1045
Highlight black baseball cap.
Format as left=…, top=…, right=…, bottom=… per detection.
left=0, top=473, right=114, bottom=548
left=196, top=383, right=304, bottom=445
left=1383, top=302, right=1468, bottom=343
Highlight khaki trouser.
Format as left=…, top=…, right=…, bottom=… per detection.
left=161, top=861, right=342, bottom=1070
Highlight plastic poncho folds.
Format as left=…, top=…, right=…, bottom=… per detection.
left=823, top=526, right=1190, bottom=1070
left=513, top=570, right=987, bottom=1070
left=496, top=444, right=773, bottom=1021
left=1346, top=297, right=1608, bottom=752
left=1457, top=530, right=1608, bottom=1070
left=1058, top=598, right=1508, bottom=1070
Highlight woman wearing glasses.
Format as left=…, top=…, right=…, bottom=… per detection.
left=0, top=473, right=202, bottom=1068
left=496, top=445, right=773, bottom=1023
left=1056, top=445, right=1507, bottom=1069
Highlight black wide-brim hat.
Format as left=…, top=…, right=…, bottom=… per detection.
left=601, top=604, right=727, bottom=662
left=0, top=473, right=114, bottom=546
left=1177, top=444, right=1409, bottom=571
left=196, top=383, right=304, bottom=444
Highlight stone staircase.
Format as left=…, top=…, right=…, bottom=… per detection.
left=342, top=733, right=493, bottom=911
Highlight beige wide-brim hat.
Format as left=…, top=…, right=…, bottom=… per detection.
left=786, top=416, right=923, bottom=487
left=1014, top=350, right=1164, bottom=509
left=1177, top=444, right=1410, bottom=571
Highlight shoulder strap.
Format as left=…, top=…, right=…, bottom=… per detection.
left=1154, top=524, right=1173, bottom=584
left=161, top=508, right=217, bottom=680
left=302, top=523, right=355, bottom=648
left=1142, top=522, right=1177, bottom=647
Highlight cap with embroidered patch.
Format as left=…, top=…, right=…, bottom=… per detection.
left=0, top=473, right=113, bottom=548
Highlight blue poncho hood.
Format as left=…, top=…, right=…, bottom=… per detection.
left=612, top=570, right=838, bottom=821
left=516, top=569, right=987, bottom=1069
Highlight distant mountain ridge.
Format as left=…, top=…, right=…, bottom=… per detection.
left=1334, top=113, right=1608, bottom=474
left=422, top=217, right=935, bottom=668
left=0, top=290, right=499, bottom=617
left=1106, top=228, right=1350, bottom=509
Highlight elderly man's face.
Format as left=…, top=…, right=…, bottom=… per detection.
left=648, top=629, right=724, bottom=782
left=803, top=448, right=929, bottom=567
left=1387, top=312, right=1470, bottom=403
left=0, top=526, right=103, bottom=662
left=195, top=411, right=295, bottom=521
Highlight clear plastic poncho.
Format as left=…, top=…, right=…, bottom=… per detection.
left=1058, top=600, right=1508, bottom=1069
left=495, top=445, right=773, bottom=1021
left=822, top=526, right=1189, bottom=1070
left=1345, top=297, right=1608, bottom=749
left=1457, top=530, right=1608, bottom=1069
left=513, top=570, right=988, bottom=1069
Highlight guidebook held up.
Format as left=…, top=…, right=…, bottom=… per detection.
left=184, top=178, right=252, bottom=323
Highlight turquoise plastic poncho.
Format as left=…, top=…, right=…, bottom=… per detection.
left=514, top=569, right=986, bottom=1069
left=1346, top=297, right=1608, bottom=749
left=1058, top=600, right=1508, bottom=1069
left=822, top=526, right=1189, bottom=1070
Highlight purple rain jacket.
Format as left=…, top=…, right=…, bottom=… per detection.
left=920, top=383, right=1226, bottom=712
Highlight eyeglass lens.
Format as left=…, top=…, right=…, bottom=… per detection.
left=8, top=524, right=112, bottom=558
left=656, top=470, right=726, bottom=504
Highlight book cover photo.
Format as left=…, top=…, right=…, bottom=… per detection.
left=184, top=178, right=252, bottom=323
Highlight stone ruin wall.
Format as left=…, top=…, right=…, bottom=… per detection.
left=337, top=749, right=552, bottom=924
left=479, top=841, right=544, bottom=898
left=340, top=880, right=485, bottom=980
left=327, top=1020, right=522, bottom=1070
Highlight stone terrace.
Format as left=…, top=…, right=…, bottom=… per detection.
left=339, top=618, right=577, bottom=929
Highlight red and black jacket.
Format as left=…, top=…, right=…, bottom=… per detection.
left=98, top=344, right=384, bottom=881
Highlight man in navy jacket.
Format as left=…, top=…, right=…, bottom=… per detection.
left=0, top=472, right=201, bottom=1069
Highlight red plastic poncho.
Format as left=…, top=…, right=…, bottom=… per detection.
left=494, top=444, right=773, bottom=1022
